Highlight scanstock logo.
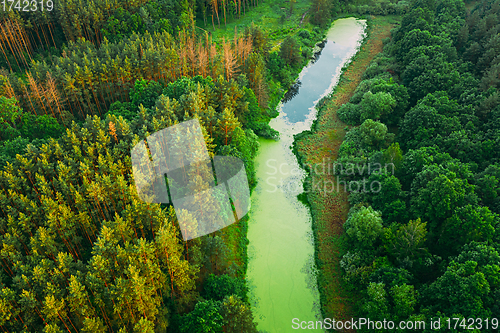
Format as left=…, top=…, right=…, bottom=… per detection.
left=131, top=119, right=250, bottom=240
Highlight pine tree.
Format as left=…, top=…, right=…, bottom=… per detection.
left=217, top=107, right=240, bottom=145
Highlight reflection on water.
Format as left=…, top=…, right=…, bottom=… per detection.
left=282, top=80, right=301, bottom=104
left=310, top=40, right=326, bottom=64
left=246, top=18, right=366, bottom=333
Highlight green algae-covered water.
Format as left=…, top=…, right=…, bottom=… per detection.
left=246, top=18, right=366, bottom=332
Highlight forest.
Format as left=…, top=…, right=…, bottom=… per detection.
left=0, top=0, right=346, bottom=332
left=336, top=0, right=500, bottom=331
left=2, top=0, right=499, bottom=331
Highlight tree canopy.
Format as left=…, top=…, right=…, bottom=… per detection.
left=338, top=0, right=500, bottom=328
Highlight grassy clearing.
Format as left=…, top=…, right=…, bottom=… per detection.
left=294, top=14, right=398, bottom=323
left=196, top=0, right=314, bottom=45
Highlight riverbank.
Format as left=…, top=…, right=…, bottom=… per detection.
left=246, top=18, right=367, bottom=332
left=293, top=15, right=398, bottom=325
left=217, top=7, right=339, bottom=285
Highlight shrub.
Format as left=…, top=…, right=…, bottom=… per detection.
left=337, top=103, right=362, bottom=125
left=297, top=29, right=311, bottom=39
left=106, top=101, right=137, bottom=121
left=203, top=274, right=248, bottom=302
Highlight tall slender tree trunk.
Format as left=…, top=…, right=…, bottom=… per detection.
left=0, top=41, right=13, bottom=71
left=223, top=0, right=227, bottom=27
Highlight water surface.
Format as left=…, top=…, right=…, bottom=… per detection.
left=246, top=18, right=366, bottom=333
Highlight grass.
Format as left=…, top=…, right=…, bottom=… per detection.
left=293, top=14, right=398, bottom=324
left=196, top=0, right=315, bottom=46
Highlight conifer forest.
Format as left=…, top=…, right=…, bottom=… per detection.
left=0, top=0, right=499, bottom=332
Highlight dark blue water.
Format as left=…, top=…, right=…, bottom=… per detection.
left=281, top=41, right=350, bottom=123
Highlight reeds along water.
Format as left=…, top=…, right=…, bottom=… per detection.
left=246, top=17, right=366, bottom=333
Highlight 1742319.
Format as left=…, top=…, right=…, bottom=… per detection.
left=1, top=0, right=53, bottom=12
left=446, top=318, right=499, bottom=331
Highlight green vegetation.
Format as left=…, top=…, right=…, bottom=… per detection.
left=197, top=0, right=316, bottom=41
left=3, top=0, right=497, bottom=331
left=0, top=0, right=357, bottom=331
left=295, top=13, right=397, bottom=323
left=332, top=0, right=500, bottom=330
left=0, top=74, right=267, bottom=331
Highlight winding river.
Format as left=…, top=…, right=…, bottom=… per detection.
left=246, top=18, right=366, bottom=332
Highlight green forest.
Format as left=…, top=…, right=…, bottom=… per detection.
left=0, top=0, right=354, bottom=332
left=1, top=0, right=500, bottom=331
left=336, top=0, right=500, bottom=331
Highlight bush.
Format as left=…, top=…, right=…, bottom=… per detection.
left=0, top=137, right=47, bottom=168
left=301, top=46, right=313, bottom=59
left=395, top=1, right=410, bottom=15
left=337, top=103, right=362, bottom=125
left=20, top=114, right=65, bottom=140
left=106, top=101, right=137, bottom=121
left=130, top=79, right=163, bottom=108
left=297, top=29, right=311, bottom=40
left=249, top=122, right=279, bottom=140
left=267, top=52, right=295, bottom=88
left=202, top=274, right=248, bottom=302
left=162, top=75, right=213, bottom=101
left=0, top=96, right=64, bottom=141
